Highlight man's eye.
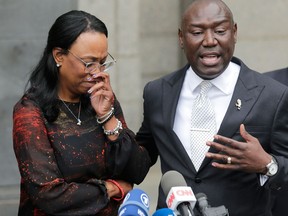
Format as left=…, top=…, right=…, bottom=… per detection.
left=215, top=30, right=226, bottom=35
left=192, top=31, right=202, bottom=36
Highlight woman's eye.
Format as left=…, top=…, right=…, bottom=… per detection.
left=87, top=63, right=95, bottom=68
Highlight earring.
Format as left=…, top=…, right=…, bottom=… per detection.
left=56, top=63, right=61, bottom=67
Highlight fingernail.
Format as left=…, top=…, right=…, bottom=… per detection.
left=88, top=89, right=92, bottom=93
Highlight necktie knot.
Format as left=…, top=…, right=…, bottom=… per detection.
left=200, top=81, right=212, bottom=96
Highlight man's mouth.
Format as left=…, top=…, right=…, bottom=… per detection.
left=200, top=53, right=220, bottom=66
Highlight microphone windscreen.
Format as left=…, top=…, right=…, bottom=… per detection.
left=152, top=208, right=176, bottom=216
left=195, top=192, right=209, bottom=210
left=118, top=188, right=150, bottom=216
left=195, top=192, right=207, bottom=200
left=160, top=170, right=187, bottom=196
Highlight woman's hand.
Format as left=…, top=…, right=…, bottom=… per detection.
left=106, top=179, right=133, bottom=200
left=88, top=71, right=114, bottom=116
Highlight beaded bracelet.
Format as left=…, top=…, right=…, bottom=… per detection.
left=106, top=179, right=125, bottom=201
left=102, top=119, right=123, bottom=136
left=97, top=107, right=115, bottom=125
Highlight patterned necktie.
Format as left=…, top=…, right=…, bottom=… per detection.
left=190, top=81, right=216, bottom=171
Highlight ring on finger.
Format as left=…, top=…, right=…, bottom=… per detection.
left=227, top=157, right=232, bottom=164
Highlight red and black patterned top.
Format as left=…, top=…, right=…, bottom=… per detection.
left=13, top=96, right=150, bottom=216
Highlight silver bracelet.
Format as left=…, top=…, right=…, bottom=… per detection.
left=97, top=107, right=114, bottom=124
left=102, top=118, right=123, bottom=136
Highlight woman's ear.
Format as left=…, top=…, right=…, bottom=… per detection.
left=52, top=47, right=64, bottom=67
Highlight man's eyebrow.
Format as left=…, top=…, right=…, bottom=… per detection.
left=185, top=21, right=231, bottom=31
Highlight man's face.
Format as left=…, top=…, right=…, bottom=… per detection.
left=179, top=1, right=237, bottom=79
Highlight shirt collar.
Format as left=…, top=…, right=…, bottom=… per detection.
left=186, top=61, right=240, bottom=95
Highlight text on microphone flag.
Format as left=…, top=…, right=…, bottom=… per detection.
left=166, top=186, right=196, bottom=209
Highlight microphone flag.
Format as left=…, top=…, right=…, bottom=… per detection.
left=118, top=188, right=150, bottom=216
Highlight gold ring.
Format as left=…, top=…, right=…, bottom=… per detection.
left=227, top=157, right=232, bottom=164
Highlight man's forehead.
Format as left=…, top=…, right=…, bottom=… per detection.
left=182, top=1, right=233, bottom=26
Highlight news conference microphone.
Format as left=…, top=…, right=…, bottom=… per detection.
left=161, top=170, right=196, bottom=216
left=196, top=193, right=229, bottom=216
left=118, top=188, right=150, bottom=216
left=152, top=208, right=176, bottom=216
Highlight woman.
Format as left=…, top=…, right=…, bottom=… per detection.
left=13, top=10, right=150, bottom=216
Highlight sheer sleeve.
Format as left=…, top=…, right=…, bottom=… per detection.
left=104, top=98, right=151, bottom=184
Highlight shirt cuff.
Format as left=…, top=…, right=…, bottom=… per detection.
left=259, top=174, right=269, bottom=186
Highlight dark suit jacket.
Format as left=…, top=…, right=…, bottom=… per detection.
left=265, top=67, right=288, bottom=216
left=265, top=67, right=288, bottom=85
left=136, top=57, right=288, bottom=216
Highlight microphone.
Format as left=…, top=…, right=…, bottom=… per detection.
left=152, top=208, right=176, bottom=216
left=196, top=193, right=229, bottom=216
left=118, top=188, right=150, bottom=216
left=161, top=170, right=196, bottom=216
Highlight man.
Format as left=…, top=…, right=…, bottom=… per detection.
left=265, top=67, right=288, bottom=216
left=136, top=0, right=288, bottom=215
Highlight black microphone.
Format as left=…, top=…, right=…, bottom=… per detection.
left=196, top=193, right=229, bottom=216
left=161, top=170, right=196, bottom=216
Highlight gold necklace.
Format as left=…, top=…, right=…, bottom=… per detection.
left=60, top=99, right=82, bottom=126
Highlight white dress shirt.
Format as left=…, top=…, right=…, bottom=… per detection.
left=173, top=62, right=240, bottom=157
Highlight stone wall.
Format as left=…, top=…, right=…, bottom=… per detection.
left=225, top=0, right=288, bottom=72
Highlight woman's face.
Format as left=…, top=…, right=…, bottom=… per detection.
left=56, top=31, right=108, bottom=101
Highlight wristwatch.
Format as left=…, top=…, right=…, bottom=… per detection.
left=265, top=156, right=278, bottom=177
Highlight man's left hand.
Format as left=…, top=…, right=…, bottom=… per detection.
left=205, top=124, right=271, bottom=174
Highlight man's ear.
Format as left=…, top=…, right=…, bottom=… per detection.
left=178, top=28, right=184, bottom=49
left=52, top=47, right=64, bottom=66
left=233, top=23, right=238, bottom=44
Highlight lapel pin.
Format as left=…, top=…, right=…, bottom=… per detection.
left=235, top=99, right=242, bottom=110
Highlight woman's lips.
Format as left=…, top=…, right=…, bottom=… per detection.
left=82, top=81, right=95, bottom=88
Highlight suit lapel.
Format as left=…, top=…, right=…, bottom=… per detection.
left=162, top=65, right=188, bottom=128
left=162, top=65, right=198, bottom=171
left=217, top=79, right=262, bottom=139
